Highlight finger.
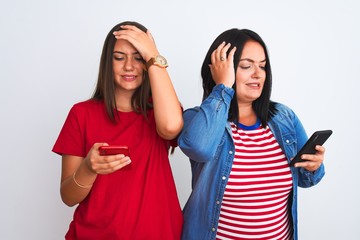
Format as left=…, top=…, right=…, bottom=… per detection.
left=300, top=153, right=316, bottom=162
left=301, top=151, right=324, bottom=162
left=115, top=157, right=132, bottom=170
left=210, top=42, right=225, bottom=64
left=113, top=25, right=143, bottom=39
left=210, top=50, right=216, bottom=65
left=300, top=159, right=321, bottom=170
left=119, top=24, right=142, bottom=33
left=104, top=156, right=131, bottom=169
left=227, top=46, right=237, bottom=60
left=88, top=154, right=118, bottom=174
left=295, top=160, right=321, bottom=172
left=215, top=41, right=226, bottom=60
left=296, top=152, right=323, bottom=170
left=146, top=30, right=155, bottom=43
left=113, top=30, right=135, bottom=40
left=97, top=157, right=131, bottom=174
left=98, top=153, right=125, bottom=163
left=315, top=145, right=325, bottom=153
left=220, top=43, right=231, bottom=60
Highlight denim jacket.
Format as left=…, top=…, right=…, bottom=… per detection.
left=178, top=84, right=325, bottom=240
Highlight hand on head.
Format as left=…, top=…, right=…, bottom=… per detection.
left=113, top=25, right=159, bottom=62
left=209, top=41, right=237, bottom=88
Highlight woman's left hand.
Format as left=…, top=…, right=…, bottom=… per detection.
left=294, top=145, right=325, bottom=172
left=113, top=25, right=158, bottom=62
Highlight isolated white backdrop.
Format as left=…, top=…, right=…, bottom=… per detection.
left=1, top=0, right=359, bottom=239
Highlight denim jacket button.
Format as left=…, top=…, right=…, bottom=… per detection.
left=216, top=200, right=220, bottom=205
left=229, top=150, right=233, bottom=154
left=222, top=176, right=226, bottom=180
left=212, top=227, right=216, bottom=232
left=286, top=139, right=290, bottom=143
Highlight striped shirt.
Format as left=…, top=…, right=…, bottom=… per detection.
left=216, top=122, right=293, bottom=240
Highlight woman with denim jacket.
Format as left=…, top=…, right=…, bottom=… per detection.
left=178, top=29, right=325, bottom=240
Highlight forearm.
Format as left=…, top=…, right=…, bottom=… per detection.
left=148, top=67, right=183, bottom=139
left=60, top=158, right=97, bottom=206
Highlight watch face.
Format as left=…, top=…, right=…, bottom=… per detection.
left=155, top=55, right=168, bottom=66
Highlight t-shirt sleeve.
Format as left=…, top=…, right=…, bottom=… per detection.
left=52, top=105, right=85, bottom=157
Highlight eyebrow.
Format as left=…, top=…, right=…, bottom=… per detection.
left=239, top=58, right=266, bottom=63
left=113, top=51, right=141, bottom=55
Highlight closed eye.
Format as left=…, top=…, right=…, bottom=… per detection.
left=239, top=65, right=251, bottom=70
left=114, top=56, right=124, bottom=61
left=135, top=57, right=145, bottom=63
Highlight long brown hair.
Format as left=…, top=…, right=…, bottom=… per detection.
left=92, top=21, right=152, bottom=122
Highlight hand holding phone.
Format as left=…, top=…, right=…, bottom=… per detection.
left=289, top=130, right=332, bottom=167
left=99, top=145, right=130, bottom=157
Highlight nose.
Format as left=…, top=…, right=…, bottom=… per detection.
left=252, top=65, right=262, bottom=79
left=124, top=58, right=134, bottom=71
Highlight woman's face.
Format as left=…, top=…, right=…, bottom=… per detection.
left=112, top=39, right=145, bottom=94
left=235, top=40, right=266, bottom=104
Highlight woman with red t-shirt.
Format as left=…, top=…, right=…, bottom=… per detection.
left=52, top=21, right=183, bottom=239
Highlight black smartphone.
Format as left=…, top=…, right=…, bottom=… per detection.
left=289, top=130, right=332, bottom=167
left=99, top=145, right=130, bottom=156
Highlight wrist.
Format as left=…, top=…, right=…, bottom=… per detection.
left=73, top=170, right=93, bottom=189
left=146, top=55, right=168, bottom=69
left=84, top=157, right=96, bottom=174
left=71, top=158, right=97, bottom=188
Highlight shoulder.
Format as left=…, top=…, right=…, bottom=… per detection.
left=269, top=101, right=305, bottom=132
left=270, top=101, right=297, bottom=120
left=182, top=106, right=200, bottom=117
left=184, top=106, right=200, bottom=113
left=70, top=99, right=104, bottom=114
left=64, top=99, right=107, bottom=124
left=72, top=99, right=103, bottom=109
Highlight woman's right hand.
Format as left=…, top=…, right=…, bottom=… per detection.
left=60, top=143, right=131, bottom=206
left=85, top=143, right=132, bottom=175
left=209, top=41, right=237, bottom=87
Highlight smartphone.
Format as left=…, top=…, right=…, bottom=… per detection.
left=99, top=145, right=130, bottom=156
left=289, top=130, right=332, bottom=167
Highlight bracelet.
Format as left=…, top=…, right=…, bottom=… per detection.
left=72, top=171, right=93, bottom=189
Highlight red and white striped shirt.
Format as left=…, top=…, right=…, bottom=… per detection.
left=216, top=123, right=293, bottom=240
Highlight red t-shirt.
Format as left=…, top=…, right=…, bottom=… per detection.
left=52, top=99, right=183, bottom=239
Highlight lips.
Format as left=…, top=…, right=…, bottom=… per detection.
left=246, top=82, right=260, bottom=88
left=122, top=75, right=137, bottom=81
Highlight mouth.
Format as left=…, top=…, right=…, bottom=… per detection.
left=122, top=75, right=137, bottom=81
left=246, top=82, right=261, bottom=88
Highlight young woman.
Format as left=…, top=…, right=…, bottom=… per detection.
left=178, top=28, right=326, bottom=240
left=52, top=21, right=183, bottom=239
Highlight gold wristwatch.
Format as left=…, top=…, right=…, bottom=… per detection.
left=146, top=55, right=168, bottom=69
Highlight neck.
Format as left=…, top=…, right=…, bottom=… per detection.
left=238, top=103, right=257, bottom=126
left=115, top=90, right=133, bottom=112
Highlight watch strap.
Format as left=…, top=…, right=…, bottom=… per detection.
left=146, top=55, right=168, bottom=69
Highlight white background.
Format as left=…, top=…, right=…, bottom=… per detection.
left=1, top=0, right=359, bottom=239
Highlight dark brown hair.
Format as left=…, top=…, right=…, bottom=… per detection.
left=92, top=21, right=152, bottom=122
